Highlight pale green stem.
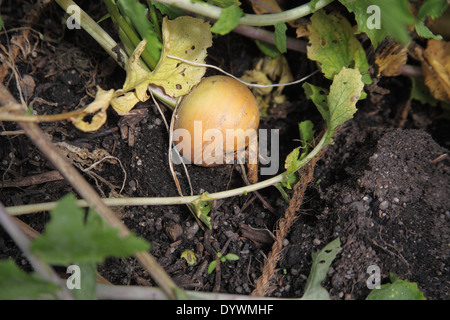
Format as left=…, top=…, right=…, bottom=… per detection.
left=151, top=0, right=334, bottom=26
left=55, top=0, right=128, bottom=68
left=97, top=283, right=293, bottom=300
left=54, top=0, right=177, bottom=108
left=6, top=132, right=328, bottom=216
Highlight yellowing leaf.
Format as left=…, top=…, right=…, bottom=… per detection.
left=181, top=250, right=197, bottom=266
left=241, top=56, right=293, bottom=116
left=71, top=87, right=114, bottom=132
left=375, top=40, right=408, bottom=77
left=241, top=70, right=272, bottom=95
left=249, top=0, right=282, bottom=15
left=421, top=39, right=450, bottom=103
left=327, top=67, right=364, bottom=132
left=111, top=91, right=141, bottom=116
left=150, top=16, right=212, bottom=97
left=307, top=10, right=370, bottom=83
left=111, top=16, right=212, bottom=115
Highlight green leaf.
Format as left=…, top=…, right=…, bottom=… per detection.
left=224, top=253, right=239, bottom=261
left=274, top=22, right=287, bottom=54
left=417, top=0, right=448, bottom=21
left=367, top=273, right=426, bottom=300
left=208, top=260, right=217, bottom=274
left=415, top=21, right=442, bottom=40
left=254, top=40, right=282, bottom=58
left=303, top=82, right=330, bottom=125
left=414, top=0, right=448, bottom=40
left=210, top=4, right=244, bottom=35
left=303, top=68, right=363, bottom=146
left=308, top=0, right=321, bottom=13
left=301, top=238, right=342, bottom=300
left=209, top=0, right=241, bottom=8
left=325, top=67, right=364, bottom=143
left=298, top=120, right=315, bottom=156
left=66, top=262, right=98, bottom=300
left=0, top=259, right=59, bottom=299
left=410, top=76, right=438, bottom=106
left=339, top=0, right=415, bottom=47
left=190, top=192, right=213, bottom=228
left=117, top=0, right=162, bottom=65
left=30, top=194, right=150, bottom=265
left=151, top=1, right=185, bottom=19
left=283, top=120, right=316, bottom=187
left=307, top=10, right=370, bottom=83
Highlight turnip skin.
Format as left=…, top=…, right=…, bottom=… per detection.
left=173, top=75, right=260, bottom=166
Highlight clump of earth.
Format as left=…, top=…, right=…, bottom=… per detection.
left=276, top=120, right=449, bottom=300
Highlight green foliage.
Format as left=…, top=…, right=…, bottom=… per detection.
left=301, top=238, right=342, bottom=300
left=283, top=66, right=363, bottom=191
left=208, top=252, right=240, bottom=274
left=283, top=120, right=315, bottom=189
left=273, top=22, right=287, bottom=54
left=150, top=0, right=185, bottom=19
left=190, top=193, right=213, bottom=229
left=307, top=10, right=371, bottom=84
left=339, top=0, right=414, bottom=47
left=116, top=0, right=163, bottom=68
left=367, top=273, right=426, bottom=300
left=415, top=0, right=449, bottom=40
left=1, top=194, right=151, bottom=299
left=0, top=259, right=59, bottom=299
left=69, top=262, right=98, bottom=300
left=210, top=3, right=244, bottom=35
left=410, top=76, right=438, bottom=107
left=31, top=193, right=150, bottom=265
left=254, top=40, right=282, bottom=58
left=308, top=68, right=364, bottom=144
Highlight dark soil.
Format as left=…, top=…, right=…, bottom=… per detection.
left=0, top=1, right=448, bottom=300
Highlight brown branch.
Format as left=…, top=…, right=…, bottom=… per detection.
left=1, top=170, right=64, bottom=188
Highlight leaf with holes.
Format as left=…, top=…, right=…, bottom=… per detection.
left=111, top=16, right=212, bottom=115
left=307, top=10, right=370, bottom=84
left=71, top=87, right=114, bottom=132
left=301, top=238, right=342, bottom=300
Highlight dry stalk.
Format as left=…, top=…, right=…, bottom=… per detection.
left=0, top=0, right=52, bottom=83
left=0, top=83, right=182, bottom=300
left=251, top=156, right=319, bottom=296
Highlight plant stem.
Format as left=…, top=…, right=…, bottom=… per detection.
left=151, top=0, right=334, bottom=26
left=0, top=83, right=183, bottom=300
left=54, top=0, right=177, bottom=108
left=97, top=283, right=285, bottom=300
left=7, top=130, right=328, bottom=216
left=55, top=0, right=128, bottom=68
left=233, top=24, right=307, bottom=53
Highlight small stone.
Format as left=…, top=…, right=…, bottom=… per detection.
left=379, top=200, right=389, bottom=211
